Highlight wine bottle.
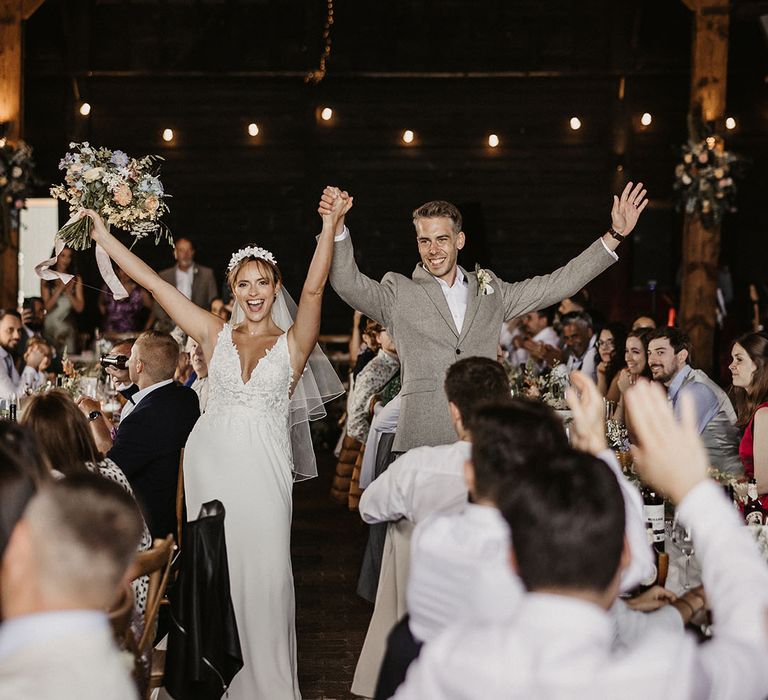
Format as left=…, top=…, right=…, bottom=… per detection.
left=643, top=488, right=665, bottom=553
left=638, top=520, right=669, bottom=589
left=744, top=479, right=766, bottom=526
left=8, top=394, right=16, bottom=422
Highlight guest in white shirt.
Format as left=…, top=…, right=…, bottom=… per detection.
left=359, top=356, right=512, bottom=526
left=562, top=310, right=597, bottom=380
left=0, top=474, right=143, bottom=700
left=353, top=357, right=512, bottom=698
left=0, top=310, right=22, bottom=400
left=508, top=306, right=560, bottom=369
left=187, top=337, right=210, bottom=412
left=394, top=382, right=768, bottom=700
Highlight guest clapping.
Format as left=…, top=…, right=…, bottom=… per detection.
left=41, top=245, right=84, bottom=355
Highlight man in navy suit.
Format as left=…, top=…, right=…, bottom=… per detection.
left=81, top=330, right=200, bottom=539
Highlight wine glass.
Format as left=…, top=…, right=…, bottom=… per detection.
left=673, top=518, right=695, bottom=590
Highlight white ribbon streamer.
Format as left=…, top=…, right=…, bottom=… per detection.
left=34, top=214, right=128, bottom=300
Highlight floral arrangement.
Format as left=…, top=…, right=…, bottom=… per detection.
left=50, top=142, right=171, bottom=251
left=0, top=139, right=36, bottom=250
left=673, top=134, right=742, bottom=229
left=506, top=359, right=569, bottom=410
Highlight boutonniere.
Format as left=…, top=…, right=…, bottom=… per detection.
left=475, top=264, right=494, bottom=296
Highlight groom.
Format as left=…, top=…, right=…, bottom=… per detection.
left=320, top=183, right=647, bottom=452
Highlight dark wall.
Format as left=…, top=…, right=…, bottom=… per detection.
left=21, top=0, right=768, bottom=333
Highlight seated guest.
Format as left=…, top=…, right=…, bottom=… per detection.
left=393, top=382, right=768, bottom=699
left=0, top=474, right=143, bottom=699
left=186, top=337, right=210, bottom=412
left=0, top=423, right=50, bottom=559
left=360, top=393, right=401, bottom=490
left=647, top=326, right=742, bottom=474
left=594, top=322, right=627, bottom=402
left=730, top=332, right=768, bottom=506
left=22, top=390, right=153, bottom=611
left=0, top=310, right=22, bottom=399
left=347, top=325, right=399, bottom=444
left=19, top=338, right=52, bottom=393
left=557, top=288, right=590, bottom=316
left=102, top=338, right=138, bottom=420
left=561, top=311, right=597, bottom=380
left=80, top=330, right=200, bottom=539
left=354, top=358, right=511, bottom=698
left=612, top=329, right=651, bottom=425
left=508, top=306, right=560, bottom=370
left=631, top=314, right=657, bottom=331
left=360, top=357, right=511, bottom=525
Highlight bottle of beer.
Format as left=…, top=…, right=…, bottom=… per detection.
left=744, top=479, right=766, bottom=526
left=643, top=488, right=665, bottom=553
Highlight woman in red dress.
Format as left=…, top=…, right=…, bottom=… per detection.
left=730, top=332, right=768, bottom=507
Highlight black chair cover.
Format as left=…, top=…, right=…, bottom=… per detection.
left=165, top=500, right=243, bottom=700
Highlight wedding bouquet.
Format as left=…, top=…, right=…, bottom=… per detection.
left=50, top=142, right=171, bottom=250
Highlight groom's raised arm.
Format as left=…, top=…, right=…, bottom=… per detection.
left=497, top=238, right=616, bottom=321
left=498, top=181, right=648, bottom=320
left=328, top=231, right=396, bottom=328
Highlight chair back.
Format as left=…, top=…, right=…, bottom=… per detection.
left=176, top=448, right=184, bottom=550
left=129, top=535, right=175, bottom=652
left=107, top=582, right=135, bottom=646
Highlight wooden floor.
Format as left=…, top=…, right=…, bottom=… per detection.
left=293, top=451, right=372, bottom=700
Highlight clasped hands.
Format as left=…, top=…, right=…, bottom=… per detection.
left=318, top=186, right=353, bottom=233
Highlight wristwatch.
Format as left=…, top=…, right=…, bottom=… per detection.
left=607, top=226, right=626, bottom=244
left=88, top=410, right=102, bottom=422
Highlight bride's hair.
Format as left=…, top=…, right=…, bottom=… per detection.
left=227, top=255, right=282, bottom=292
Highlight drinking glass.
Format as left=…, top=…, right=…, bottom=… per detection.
left=673, top=518, right=695, bottom=590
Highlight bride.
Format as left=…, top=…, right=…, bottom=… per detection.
left=81, top=187, right=349, bottom=698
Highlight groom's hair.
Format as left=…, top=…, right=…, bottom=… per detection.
left=444, top=357, right=510, bottom=430
left=412, top=201, right=462, bottom=235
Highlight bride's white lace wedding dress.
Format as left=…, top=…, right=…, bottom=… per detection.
left=184, top=324, right=301, bottom=699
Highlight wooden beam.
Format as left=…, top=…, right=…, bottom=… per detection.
left=0, top=1, right=23, bottom=309
left=679, top=0, right=730, bottom=376
left=22, top=0, right=44, bottom=21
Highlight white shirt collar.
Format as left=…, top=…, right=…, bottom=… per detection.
left=132, top=378, right=174, bottom=409
left=0, top=610, right=107, bottom=661
left=433, top=266, right=466, bottom=291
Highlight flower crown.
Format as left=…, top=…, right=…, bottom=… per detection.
left=227, top=245, right=277, bottom=272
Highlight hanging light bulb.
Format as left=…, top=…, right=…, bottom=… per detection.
left=320, top=107, right=333, bottom=121
left=79, top=102, right=91, bottom=116
left=248, top=123, right=260, bottom=136
left=641, top=112, right=652, bottom=126
left=725, top=117, right=736, bottom=130
left=569, top=117, right=582, bottom=131
left=162, top=128, right=174, bottom=142
left=402, top=129, right=415, bottom=144
left=488, top=134, right=500, bottom=148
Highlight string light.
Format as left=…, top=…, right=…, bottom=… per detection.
left=488, top=134, right=499, bottom=148
left=725, top=117, right=736, bottom=130
left=305, top=0, right=334, bottom=84
left=402, top=130, right=415, bottom=144
left=162, top=128, right=174, bottom=142
left=569, top=117, right=582, bottom=131
left=641, top=112, right=652, bottom=126
left=79, top=102, right=91, bottom=116
left=248, top=123, right=260, bottom=136
left=320, top=107, right=333, bottom=121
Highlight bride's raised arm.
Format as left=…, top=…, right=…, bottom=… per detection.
left=287, top=187, right=351, bottom=375
left=81, top=208, right=222, bottom=346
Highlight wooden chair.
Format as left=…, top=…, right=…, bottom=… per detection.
left=107, top=582, right=135, bottom=646
left=176, top=448, right=185, bottom=551
left=128, top=535, right=175, bottom=699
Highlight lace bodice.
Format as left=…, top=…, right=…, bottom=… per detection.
left=206, top=324, right=293, bottom=421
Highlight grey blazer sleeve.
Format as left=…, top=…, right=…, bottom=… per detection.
left=497, top=238, right=616, bottom=321
left=328, top=235, right=396, bottom=328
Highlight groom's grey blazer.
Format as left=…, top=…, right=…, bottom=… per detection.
left=330, top=234, right=616, bottom=452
